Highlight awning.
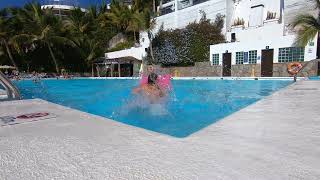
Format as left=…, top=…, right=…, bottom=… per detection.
left=95, top=56, right=142, bottom=65
left=0, top=65, right=16, bottom=69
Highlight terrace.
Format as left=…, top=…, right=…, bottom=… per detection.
left=0, top=80, right=319, bottom=179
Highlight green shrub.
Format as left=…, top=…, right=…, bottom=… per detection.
left=147, top=12, right=225, bottom=66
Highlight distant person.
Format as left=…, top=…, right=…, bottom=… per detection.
left=64, top=72, right=71, bottom=79
left=13, top=70, right=20, bottom=81
left=32, top=71, right=40, bottom=83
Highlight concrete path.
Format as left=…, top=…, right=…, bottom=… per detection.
left=0, top=80, right=319, bottom=180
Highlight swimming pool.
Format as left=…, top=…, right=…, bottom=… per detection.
left=16, top=79, right=291, bottom=137
left=309, top=76, right=320, bottom=80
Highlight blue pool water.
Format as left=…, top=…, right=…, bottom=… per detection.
left=309, top=76, right=320, bottom=80
left=16, top=79, right=291, bottom=137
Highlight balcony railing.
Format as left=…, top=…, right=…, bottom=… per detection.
left=162, top=0, right=174, bottom=4
left=42, top=0, right=79, bottom=6
left=158, top=0, right=210, bottom=16
left=160, top=6, right=174, bottom=16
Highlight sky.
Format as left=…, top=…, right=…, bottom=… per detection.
left=0, top=0, right=110, bottom=9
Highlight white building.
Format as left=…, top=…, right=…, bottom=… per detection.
left=105, top=32, right=150, bottom=60
left=210, top=0, right=318, bottom=76
left=105, top=0, right=227, bottom=60
left=41, top=0, right=86, bottom=16
left=155, top=0, right=229, bottom=32
left=105, top=0, right=318, bottom=76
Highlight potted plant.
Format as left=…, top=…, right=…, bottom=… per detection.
left=231, top=17, right=245, bottom=30
left=264, top=11, right=279, bottom=24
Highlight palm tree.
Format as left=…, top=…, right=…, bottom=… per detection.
left=13, top=3, right=75, bottom=73
left=147, top=18, right=156, bottom=62
left=292, top=0, right=320, bottom=46
left=126, top=10, right=146, bottom=43
left=82, top=37, right=104, bottom=76
left=107, top=2, right=132, bottom=31
left=63, top=7, right=90, bottom=47
left=64, top=5, right=109, bottom=76
left=0, top=8, right=19, bottom=70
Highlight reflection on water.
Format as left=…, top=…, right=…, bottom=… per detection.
left=15, top=79, right=292, bottom=137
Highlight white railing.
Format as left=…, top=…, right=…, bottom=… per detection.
left=42, top=0, right=79, bottom=6
left=0, top=71, right=21, bottom=100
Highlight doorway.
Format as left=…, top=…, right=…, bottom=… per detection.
left=223, top=53, right=232, bottom=76
left=261, top=49, right=274, bottom=77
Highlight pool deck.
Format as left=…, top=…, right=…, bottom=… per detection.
left=0, top=80, right=319, bottom=179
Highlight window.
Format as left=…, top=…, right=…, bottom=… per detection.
left=212, top=54, right=219, bottom=65
left=278, top=47, right=304, bottom=62
left=248, top=50, right=257, bottom=64
left=160, top=6, right=174, bottom=15
left=231, top=33, right=236, bottom=42
left=162, top=0, right=173, bottom=4
left=236, top=52, right=244, bottom=64
left=193, top=0, right=209, bottom=5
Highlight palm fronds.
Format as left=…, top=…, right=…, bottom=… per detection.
left=292, top=0, right=320, bottom=46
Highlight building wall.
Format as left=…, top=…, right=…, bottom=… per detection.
left=150, top=62, right=222, bottom=77
left=41, top=5, right=86, bottom=12
left=231, top=64, right=261, bottom=77
left=210, top=32, right=318, bottom=65
left=105, top=32, right=149, bottom=60
left=146, top=60, right=319, bottom=77
left=228, top=0, right=282, bottom=29
left=154, top=0, right=227, bottom=32
left=210, top=0, right=318, bottom=66
left=273, top=60, right=320, bottom=77
left=105, top=47, right=146, bottom=60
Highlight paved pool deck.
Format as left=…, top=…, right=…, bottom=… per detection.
left=0, top=80, right=319, bottom=180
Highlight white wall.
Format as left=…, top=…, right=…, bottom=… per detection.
left=105, top=0, right=318, bottom=65
left=105, top=32, right=149, bottom=60
left=41, top=5, right=86, bottom=12
left=105, top=47, right=146, bottom=60
left=210, top=0, right=318, bottom=65
left=226, top=21, right=284, bottom=42
left=154, top=0, right=227, bottom=32
left=229, top=0, right=281, bottom=30
left=106, top=0, right=228, bottom=60
left=210, top=34, right=318, bottom=65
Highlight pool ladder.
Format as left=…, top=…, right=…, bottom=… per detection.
left=0, top=71, right=21, bottom=100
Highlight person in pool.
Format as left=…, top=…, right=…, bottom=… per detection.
left=133, top=73, right=165, bottom=103
left=147, top=65, right=155, bottom=75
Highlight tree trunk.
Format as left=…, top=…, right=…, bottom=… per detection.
left=91, top=63, right=94, bottom=77
left=133, top=31, right=137, bottom=43
left=153, top=0, right=156, bottom=14
left=47, top=42, right=60, bottom=74
left=118, top=63, right=121, bottom=77
left=3, top=40, right=19, bottom=71
left=148, top=31, right=155, bottom=62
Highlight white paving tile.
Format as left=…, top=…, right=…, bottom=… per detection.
left=0, top=80, right=319, bottom=180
